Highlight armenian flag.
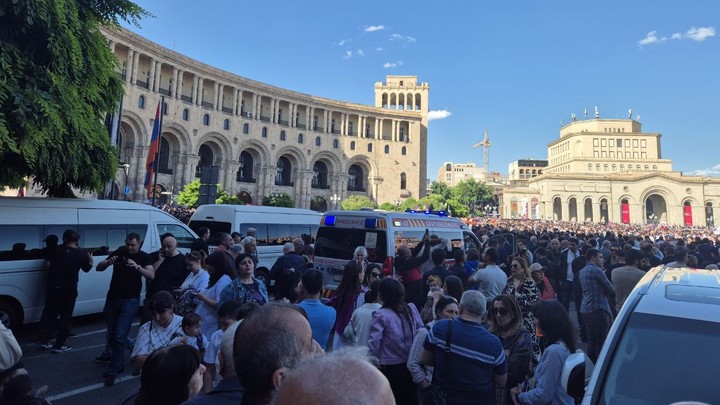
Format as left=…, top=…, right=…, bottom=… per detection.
left=144, top=100, right=162, bottom=197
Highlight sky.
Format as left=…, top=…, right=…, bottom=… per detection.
left=122, top=0, right=720, bottom=180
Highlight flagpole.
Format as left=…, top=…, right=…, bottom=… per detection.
left=150, top=95, right=165, bottom=206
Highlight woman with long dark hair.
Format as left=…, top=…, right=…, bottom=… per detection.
left=134, top=345, right=205, bottom=405
left=327, top=260, right=365, bottom=350
left=195, top=251, right=234, bottom=338
left=369, top=278, right=423, bottom=405
left=487, top=294, right=532, bottom=404
left=510, top=300, right=576, bottom=405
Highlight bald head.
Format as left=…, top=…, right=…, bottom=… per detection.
left=161, top=236, right=178, bottom=256
left=273, top=348, right=394, bottom=405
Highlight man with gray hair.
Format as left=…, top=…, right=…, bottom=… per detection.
left=234, top=303, right=322, bottom=405
left=272, top=348, right=394, bottom=405
left=421, top=290, right=506, bottom=404
left=241, top=236, right=258, bottom=267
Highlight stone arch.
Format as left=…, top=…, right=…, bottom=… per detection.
left=344, top=155, right=376, bottom=178
left=274, top=145, right=308, bottom=171
left=197, top=132, right=232, bottom=164
left=567, top=195, right=579, bottom=222
left=239, top=139, right=271, bottom=165
left=236, top=190, right=253, bottom=205
left=552, top=196, right=562, bottom=221
left=311, top=151, right=342, bottom=179
left=119, top=110, right=147, bottom=149
left=162, top=123, right=191, bottom=155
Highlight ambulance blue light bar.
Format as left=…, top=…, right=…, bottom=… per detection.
left=404, top=209, right=448, bottom=217
left=324, top=215, right=336, bottom=226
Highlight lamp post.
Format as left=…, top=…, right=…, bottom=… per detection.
left=121, top=163, right=130, bottom=201
left=394, top=198, right=401, bottom=212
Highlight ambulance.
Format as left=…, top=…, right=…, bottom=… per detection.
left=313, top=209, right=482, bottom=291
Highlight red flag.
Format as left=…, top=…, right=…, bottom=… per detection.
left=144, top=101, right=162, bottom=197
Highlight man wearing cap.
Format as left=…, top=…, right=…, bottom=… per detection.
left=95, top=232, right=154, bottom=385
left=131, top=291, right=184, bottom=370
left=36, top=229, right=94, bottom=353
left=529, top=263, right=555, bottom=301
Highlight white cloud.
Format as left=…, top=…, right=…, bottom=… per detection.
left=688, top=163, right=720, bottom=176
left=356, top=49, right=365, bottom=56
left=639, top=26, right=715, bottom=47
left=383, top=60, right=403, bottom=68
left=376, top=47, right=384, bottom=51
left=343, top=50, right=352, bottom=59
left=337, top=39, right=350, bottom=46
left=389, top=33, right=416, bottom=43
left=406, top=36, right=417, bottom=43
left=364, top=25, right=385, bottom=32
left=685, top=26, right=715, bottom=41
left=390, top=33, right=403, bottom=41
left=428, top=110, right=452, bottom=121
left=638, top=31, right=665, bottom=46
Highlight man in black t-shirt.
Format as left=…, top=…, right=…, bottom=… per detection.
left=95, top=232, right=153, bottom=385
left=140, top=236, right=188, bottom=324
left=37, top=229, right=93, bottom=353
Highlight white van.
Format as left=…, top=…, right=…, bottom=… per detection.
left=0, top=198, right=198, bottom=329
left=187, top=205, right=321, bottom=287
left=313, top=209, right=482, bottom=291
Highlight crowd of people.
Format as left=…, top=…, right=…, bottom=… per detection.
left=6, top=213, right=720, bottom=405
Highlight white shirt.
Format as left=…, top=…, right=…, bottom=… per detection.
left=471, top=264, right=507, bottom=302
left=180, top=269, right=210, bottom=291
left=346, top=302, right=382, bottom=347
left=196, top=275, right=232, bottom=338
left=131, top=314, right=183, bottom=358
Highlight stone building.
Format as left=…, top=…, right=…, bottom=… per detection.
left=102, top=27, right=429, bottom=210
left=436, top=162, right=487, bottom=186
left=507, top=159, right=548, bottom=181
left=501, top=117, right=720, bottom=226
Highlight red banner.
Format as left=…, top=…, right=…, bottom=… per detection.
left=684, top=205, right=693, bottom=226
left=621, top=203, right=630, bottom=224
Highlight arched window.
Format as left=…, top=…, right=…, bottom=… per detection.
left=280, top=130, right=286, bottom=141
left=243, top=123, right=249, bottom=134
left=312, top=161, right=328, bottom=189
left=298, top=133, right=304, bottom=144
left=162, top=102, right=168, bottom=115
left=348, top=164, right=364, bottom=191
left=644, top=165, right=649, bottom=170
left=196, top=144, right=214, bottom=178
left=368, top=143, right=373, bottom=152
left=612, top=164, right=616, bottom=171
left=275, top=156, right=292, bottom=186
left=203, top=114, right=210, bottom=126
left=445, top=163, right=452, bottom=171
left=223, top=119, right=230, bottom=130
left=620, top=164, right=625, bottom=171
left=262, top=127, right=268, bottom=138
left=400, top=172, right=407, bottom=190
left=158, top=137, right=172, bottom=174
left=653, top=165, right=657, bottom=170
left=315, top=137, right=321, bottom=147
left=182, top=109, right=189, bottom=121
left=350, top=141, right=355, bottom=151
left=604, top=164, right=609, bottom=171
left=138, top=95, right=145, bottom=109
left=333, top=139, right=339, bottom=149
left=237, top=151, right=254, bottom=182
left=384, top=145, right=390, bottom=154
left=401, top=146, right=406, bottom=155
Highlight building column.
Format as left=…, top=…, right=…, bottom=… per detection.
left=306, top=107, right=312, bottom=130
left=255, top=95, right=261, bottom=119
left=184, top=156, right=200, bottom=187
left=561, top=200, right=569, bottom=222
left=375, top=118, right=380, bottom=139
left=108, top=40, right=116, bottom=53
left=324, top=111, right=330, bottom=133
left=592, top=201, right=601, bottom=223
left=232, top=88, right=238, bottom=115
left=171, top=68, right=179, bottom=98
left=191, top=76, right=198, bottom=104
left=213, top=83, right=220, bottom=109
left=337, top=174, right=349, bottom=208
left=153, top=61, right=161, bottom=92
left=237, top=90, right=244, bottom=115
left=132, top=148, right=147, bottom=202
left=147, top=59, right=156, bottom=90
left=172, top=156, right=184, bottom=194
left=196, top=78, right=204, bottom=106
left=131, top=51, right=140, bottom=84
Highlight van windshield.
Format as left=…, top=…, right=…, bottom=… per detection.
left=315, top=227, right=387, bottom=262
left=597, top=312, right=720, bottom=405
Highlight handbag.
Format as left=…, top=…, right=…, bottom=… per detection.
left=419, top=319, right=454, bottom=405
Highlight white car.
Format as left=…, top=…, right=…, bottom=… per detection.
left=564, top=265, right=720, bottom=404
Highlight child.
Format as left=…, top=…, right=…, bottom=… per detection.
left=420, top=275, right=443, bottom=324
left=170, top=312, right=209, bottom=353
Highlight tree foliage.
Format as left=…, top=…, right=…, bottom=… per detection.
left=341, top=195, right=377, bottom=210
left=177, top=179, right=241, bottom=208
left=0, top=0, right=149, bottom=196
left=378, top=202, right=399, bottom=211
left=381, top=180, right=495, bottom=217
left=262, top=193, right=294, bottom=207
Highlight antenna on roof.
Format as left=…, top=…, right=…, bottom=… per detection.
left=584, top=108, right=588, bottom=118
left=594, top=106, right=599, bottom=119
left=628, top=108, right=633, bottom=119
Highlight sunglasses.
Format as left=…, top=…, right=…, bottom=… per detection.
left=493, top=307, right=508, bottom=317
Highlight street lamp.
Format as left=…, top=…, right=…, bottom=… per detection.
left=121, top=163, right=130, bottom=201
left=330, top=193, right=340, bottom=209
left=394, top=198, right=401, bottom=211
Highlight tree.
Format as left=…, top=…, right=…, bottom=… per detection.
left=177, top=179, right=241, bottom=208
left=341, top=195, right=376, bottom=210
left=262, top=193, right=294, bottom=208
left=452, top=179, right=494, bottom=213
left=429, top=181, right=452, bottom=200
left=379, top=202, right=398, bottom=211
left=0, top=0, right=149, bottom=196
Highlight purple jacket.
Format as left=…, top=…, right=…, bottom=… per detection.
left=368, top=304, right=423, bottom=365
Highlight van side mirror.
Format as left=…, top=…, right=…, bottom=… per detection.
left=561, top=350, right=594, bottom=401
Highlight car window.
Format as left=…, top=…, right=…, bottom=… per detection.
left=157, top=224, right=195, bottom=249
left=315, top=228, right=387, bottom=262
left=597, top=312, right=720, bottom=405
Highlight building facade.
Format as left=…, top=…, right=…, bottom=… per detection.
left=501, top=118, right=720, bottom=226
left=437, top=162, right=487, bottom=186
left=508, top=159, right=548, bottom=181
left=103, top=27, right=429, bottom=210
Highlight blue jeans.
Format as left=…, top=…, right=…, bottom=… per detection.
left=103, top=298, right=139, bottom=375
